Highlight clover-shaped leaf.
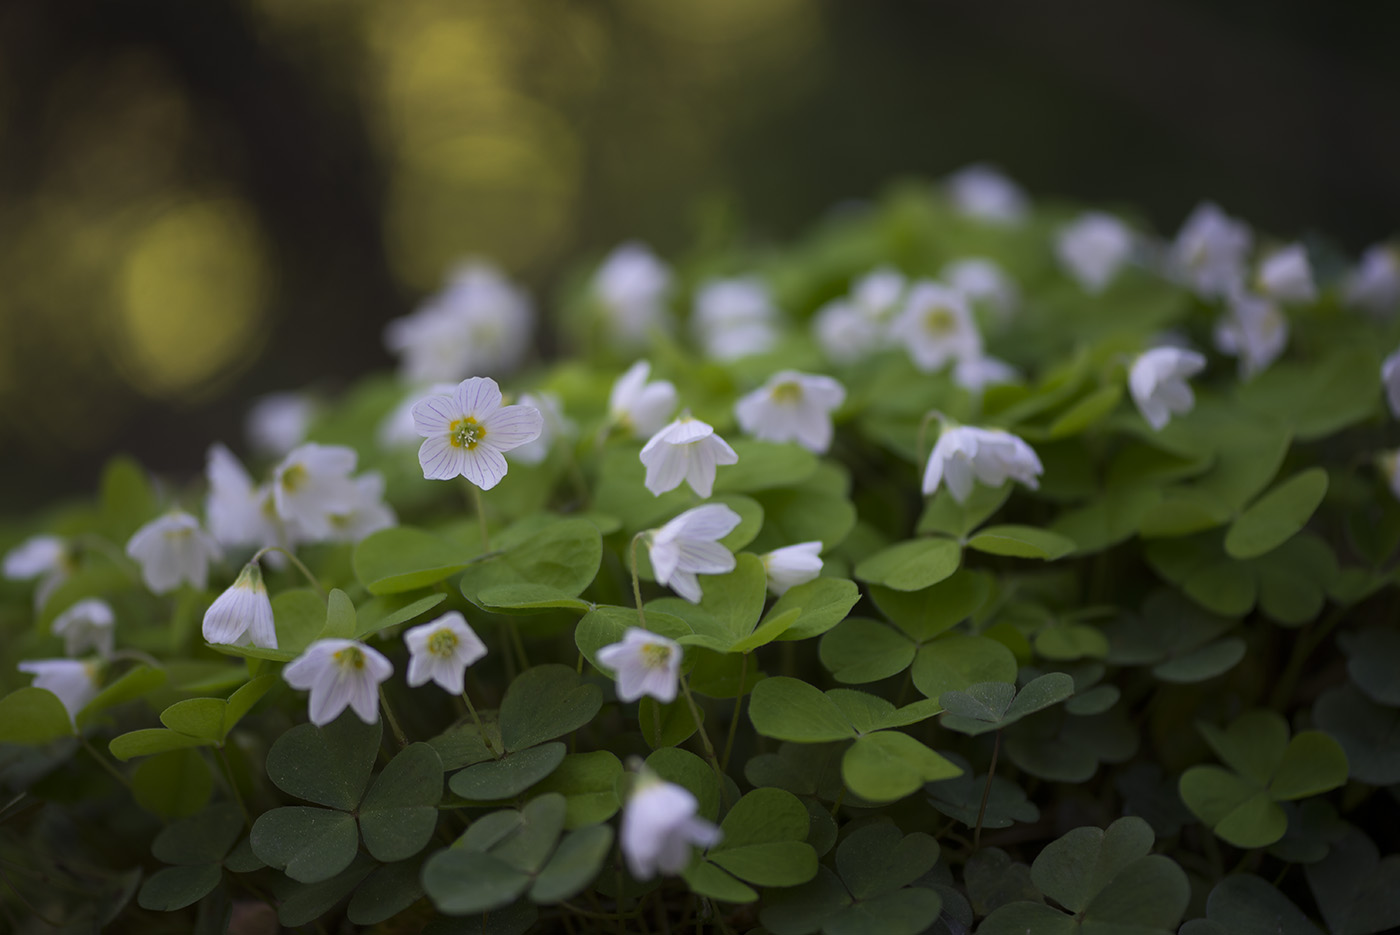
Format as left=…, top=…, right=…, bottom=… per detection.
left=1304, top=825, right=1400, bottom=935
left=978, top=817, right=1188, bottom=934
left=460, top=517, right=602, bottom=613
left=926, top=753, right=1039, bottom=830
left=939, top=673, right=1074, bottom=736
left=854, top=537, right=961, bottom=592
left=1179, top=709, right=1349, bottom=848
left=1181, top=874, right=1323, bottom=935
left=1338, top=628, right=1400, bottom=707
left=1313, top=684, right=1400, bottom=784
left=686, top=787, right=817, bottom=901
left=499, top=664, right=603, bottom=753
left=137, top=803, right=246, bottom=912
left=1004, top=705, right=1137, bottom=783
left=353, top=526, right=482, bottom=595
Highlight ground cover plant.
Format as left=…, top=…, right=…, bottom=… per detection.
left=3, top=168, right=1400, bottom=934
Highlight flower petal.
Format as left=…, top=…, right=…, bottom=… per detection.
left=455, top=377, right=503, bottom=419
left=412, top=394, right=458, bottom=436
left=419, top=435, right=467, bottom=480
left=484, top=404, right=545, bottom=451
left=461, top=446, right=509, bottom=490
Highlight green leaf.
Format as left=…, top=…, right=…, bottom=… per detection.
left=110, top=728, right=212, bottom=761
left=1198, top=874, right=1324, bottom=935
left=639, top=696, right=703, bottom=749
left=1237, top=346, right=1381, bottom=441
left=354, top=526, right=481, bottom=595
left=1340, top=627, right=1400, bottom=707
left=346, top=857, right=427, bottom=926
left=657, top=553, right=767, bottom=648
left=835, top=823, right=940, bottom=900
left=707, top=788, right=816, bottom=886
left=137, top=865, right=223, bottom=912
left=575, top=605, right=692, bottom=672
left=939, top=673, right=1073, bottom=736
left=709, top=841, right=817, bottom=888
left=918, top=483, right=1011, bottom=539
left=222, top=674, right=277, bottom=739
left=1269, top=731, right=1349, bottom=801
left=926, top=757, right=1039, bottom=830
left=646, top=747, right=721, bottom=822
left=841, top=731, right=961, bottom=801
left=819, top=618, right=916, bottom=684
left=967, top=525, right=1075, bottom=560
left=422, top=849, right=531, bottom=916
left=264, top=713, right=382, bottom=810
left=824, top=887, right=943, bottom=935
left=1031, top=815, right=1154, bottom=914
left=448, top=742, right=566, bottom=801
left=1304, top=826, right=1400, bottom=935
left=132, top=747, right=212, bottom=818
left=1179, top=766, right=1286, bottom=848
left=768, top=577, right=861, bottom=642
left=1225, top=468, right=1329, bottom=559
left=759, top=865, right=853, bottom=934
left=250, top=806, right=359, bottom=883
left=322, top=588, right=358, bottom=639
left=276, top=854, right=377, bottom=928
left=713, top=440, right=819, bottom=493
left=355, top=592, right=448, bottom=639
left=358, top=743, right=443, bottom=862
left=683, top=859, right=759, bottom=903
left=911, top=635, right=1017, bottom=701
left=748, top=677, right=858, bottom=743
left=0, top=687, right=76, bottom=744
left=152, top=803, right=244, bottom=865
left=1046, top=383, right=1123, bottom=438
left=870, top=569, right=992, bottom=642
left=160, top=698, right=227, bottom=743
left=528, top=751, right=622, bottom=828
left=499, top=665, right=603, bottom=752
left=459, top=518, right=602, bottom=609
left=530, top=824, right=614, bottom=904
left=98, top=455, right=158, bottom=542
left=491, top=794, right=567, bottom=873
left=1199, top=710, right=1290, bottom=786
left=77, top=664, right=167, bottom=727
left=272, top=589, right=327, bottom=654
left=751, top=483, right=858, bottom=555
left=854, top=538, right=961, bottom=591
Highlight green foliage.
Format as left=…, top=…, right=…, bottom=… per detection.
left=3, top=178, right=1395, bottom=935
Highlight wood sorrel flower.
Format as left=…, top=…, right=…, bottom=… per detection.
left=126, top=511, right=222, bottom=594
left=1214, top=290, right=1288, bottom=378
left=639, top=416, right=738, bottom=498
left=620, top=769, right=722, bottom=880
left=205, top=443, right=284, bottom=551
left=609, top=361, right=678, bottom=439
left=1130, top=347, right=1207, bottom=431
left=272, top=443, right=360, bottom=541
left=923, top=425, right=1043, bottom=503
left=1171, top=202, right=1251, bottom=298
left=735, top=371, right=846, bottom=454
left=1057, top=212, right=1134, bottom=294
left=1346, top=244, right=1400, bottom=316
left=283, top=638, right=393, bottom=726
left=648, top=504, right=741, bottom=603
left=596, top=627, right=683, bottom=703
left=246, top=391, right=314, bottom=458
left=203, top=561, right=277, bottom=649
left=18, top=659, right=100, bottom=724
left=412, top=376, right=544, bottom=489
left=404, top=611, right=487, bottom=695
left=692, top=277, right=779, bottom=361
left=761, top=542, right=823, bottom=596
left=893, top=282, right=983, bottom=373
left=52, top=598, right=116, bottom=658
left=946, top=164, right=1028, bottom=225
left=1256, top=243, right=1316, bottom=304
left=593, top=243, right=673, bottom=346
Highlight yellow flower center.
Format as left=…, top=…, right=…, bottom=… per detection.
left=924, top=307, right=957, bottom=336
left=451, top=417, right=486, bottom=450
left=428, top=629, right=458, bottom=657
left=770, top=381, right=803, bottom=404
left=334, top=646, right=366, bottom=670
left=281, top=463, right=308, bottom=492
left=641, top=643, right=672, bottom=669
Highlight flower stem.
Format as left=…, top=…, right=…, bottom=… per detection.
left=974, top=730, right=1001, bottom=851
left=630, top=533, right=649, bottom=630
left=255, top=546, right=326, bottom=600
left=720, top=653, right=749, bottom=773
left=378, top=687, right=409, bottom=748
left=79, top=737, right=131, bottom=790
left=471, top=484, right=491, bottom=551
left=460, top=690, right=500, bottom=758
left=678, top=676, right=728, bottom=800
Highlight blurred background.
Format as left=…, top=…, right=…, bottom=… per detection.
left=1, top=0, right=1397, bottom=512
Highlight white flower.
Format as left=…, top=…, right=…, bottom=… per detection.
left=1129, top=347, right=1207, bottom=431
left=283, top=638, right=393, bottom=726
left=1346, top=244, right=1400, bottom=316
left=1214, top=290, right=1288, bottom=378
left=761, top=542, right=823, bottom=596
left=384, top=261, right=534, bottom=382
left=508, top=392, right=574, bottom=466
left=325, top=473, right=397, bottom=544
left=734, top=371, right=846, bottom=454
left=943, top=258, right=1018, bottom=321
left=1256, top=243, right=1316, bottom=304
left=4, top=535, right=67, bottom=580
left=378, top=382, right=459, bottom=450
left=202, top=561, right=277, bottom=648
left=609, top=361, right=679, bottom=439
left=851, top=267, right=908, bottom=324
left=946, top=164, right=1029, bottom=225
left=52, top=598, right=116, bottom=658
left=620, top=772, right=722, bottom=880
left=953, top=355, right=1020, bottom=393
left=404, top=611, right=488, bottom=695
left=647, top=504, right=741, bottom=603
left=812, top=267, right=907, bottom=364
left=1057, top=212, right=1134, bottom=293
left=893, top=282, right=983, bottom=372
left=246, top=392, right=315, bottom=458
left=413, top=377, right=544, bottom=489
left=594, top=243, right=673, bottom=345
left=1170, top=202, right=1252, bottom=298
left=1382, top=348, right=1400, bottom=419
left=205, top=444, right=284, bottom=550
left=923, top=426, right=1043, bottom=502
left=126, top=511, right=222, bottom=594
left=272, top=443, right=360, bottom=541
left=639, top=417, right=738, bottom=498
left=596, top=627, right=683, bottom=703
left=692, top=277, right=779, bottom=361
left=18, top=659, right=100, bottom=724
